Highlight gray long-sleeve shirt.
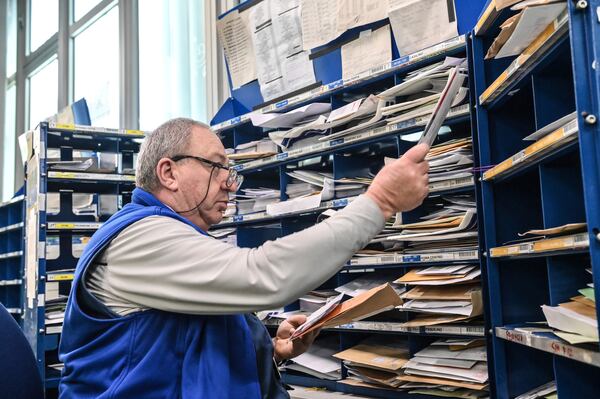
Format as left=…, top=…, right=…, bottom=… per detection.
left=84, top=194, right=385, bottom=316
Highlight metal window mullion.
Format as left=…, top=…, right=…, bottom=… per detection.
left=57, top=0, right=69, bottom=109
left=22, top=35, right=58, bottom=77
left=15, top=0, right=27, bottom=189
left=119, top=0, right=138, bottom=130
left=69, top=0, right=116, bottom=37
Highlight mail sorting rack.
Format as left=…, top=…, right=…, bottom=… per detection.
left=22, top=122, right=143, bottom=393
left=0, top=194, right=25, bottom=322
left=472, top=1, right=600, bottom=398
left=210, top=41, right=491, bottom=397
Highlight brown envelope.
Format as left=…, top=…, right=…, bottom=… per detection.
left=396, top=290, right=483, bottom=327
left=401, top=284, right=481, bottom=301
left=395, top=269, right=469, bottom=284
left=346, top=366, right=403, bottom=387
left=294, top=283, right=403, bottom=338
left=396, top=374, right=488, bottom=391
left=334, top=343, right=410, bottom=372
left=570, top=295, right=596, bottom=309
left=485, top=13, right=522, bottom=59
left=560, top=300, right=598, bottom=320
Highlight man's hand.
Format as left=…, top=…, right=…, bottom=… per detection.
left=366, top=143, right=430, bottom=219
left=273, top=315, right=320, bottom=363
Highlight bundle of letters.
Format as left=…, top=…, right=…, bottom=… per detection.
left=285, top=170, right=334, bottom=200
left=426, top=138, right=475, bottom=191
left=515, top=381, right=557, bottom=399
left=398, top=339, right=489, bottom=398
left=233, top=187, right=280, bottom=215
left=282, top=336, right=342, bottom=380
left=335, top=337, right=410, bottom=390
left=542, top=267, right=597, bottom=344
left=486, top=0, right=567, bottom=60
left=395, top=265, right=483, bottom=327
left=247, top=56, right=469, bottom=152
left=377, top=57, right=469, bottom=125
left=227, top=138, right=279, bottom=163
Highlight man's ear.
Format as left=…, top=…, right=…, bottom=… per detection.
left=155, top=158, right=179, bottom=192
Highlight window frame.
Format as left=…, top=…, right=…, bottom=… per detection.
left=0, top=0, right=228, bottom=201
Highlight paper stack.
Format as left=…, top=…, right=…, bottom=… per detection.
left=395, top=265, right=483, bottom=327
left=377, top=57, right=469, bottom=125
left=285, top=170, right=334, bottom=200
left=426, top=138, right=475, bottom=190
left=334, top=175, right=373, bottom=198
left=385, top=208, right=478, bottom=254
left=335, top=274, right=405, bottom=298
left=515, top=381, right=557, bottom=399
left=292, top=283, right=403, bottom=339
left=268, top=96, right=385, bottom=150
left=233, top=188, right=280, bottom=215
left=486, top=1, right=567, bottom=60
left=229, top=139, right=279, bottom=162
left=399, top=339, right=489, bottom=397
left=541, top=274, right=598, bottom=344
left=47, top=149, right=118, bottom=173
left=283, top=337, right=342, bottom=381
left=335, top=337, right=410, bottom=389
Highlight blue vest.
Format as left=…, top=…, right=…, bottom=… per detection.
left=59, top=188, right=264, bottom=398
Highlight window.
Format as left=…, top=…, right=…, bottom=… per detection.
left=2, top=85, right=17, bottom=201
left=28, top=58, right=59, bottom=129
left=29, top=0, right=58, bottom=53
left=138, top=0, right=208, bottom=130
left=74, top=6, right=119, bottom=128
left=6, top=0, right=17, bottom=77
left=74, top=0, right=102, bottom=22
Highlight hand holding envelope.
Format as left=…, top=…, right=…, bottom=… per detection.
left=291, top=283, right=403, bottom=340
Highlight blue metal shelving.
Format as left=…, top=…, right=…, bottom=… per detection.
left=22, top=122, right=143, bottom=392
left=0, top=194, right=24, bottom=323
left=472, top=0, right=600, bottom=397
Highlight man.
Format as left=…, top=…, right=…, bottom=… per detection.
left=59, top=118, right=429, bottom=398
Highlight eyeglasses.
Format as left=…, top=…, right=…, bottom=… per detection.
left=170, top=154, right=244, bottom=190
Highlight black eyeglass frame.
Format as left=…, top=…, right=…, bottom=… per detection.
left=169, top=154, right=243, bottom=189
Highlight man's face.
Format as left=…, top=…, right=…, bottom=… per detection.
left=175, top=127, right=235, bottom=230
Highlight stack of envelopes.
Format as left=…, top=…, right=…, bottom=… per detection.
left=385, top=208, right=478, bottom=253
left=377, top=57, right=469, bottom=125
left=354, top=193, right=478, bottom=257
left=426, top=138, right=475, bottom=189
left=334, top=337, right=410, bottom=389
left=485, top=1, right=567, bottom=60
left=228, top=138, right=279, bottom=162
left=542, top=274, right=598, bottom=344
left=291, top=283, right=403, bottom=339
left=283, top=336, right=342, bottom=381
left=399, top=339, right=489, bottom=398
left=395, top=265, right=483, bottom=327
left=233, top=188, right=280, bottom=215
left=266, top=96, right=385, bottom=151
left=285, top=170, right=334, bottom=200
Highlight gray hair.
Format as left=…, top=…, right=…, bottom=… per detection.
left=136, top=117, right=210, bottom=192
